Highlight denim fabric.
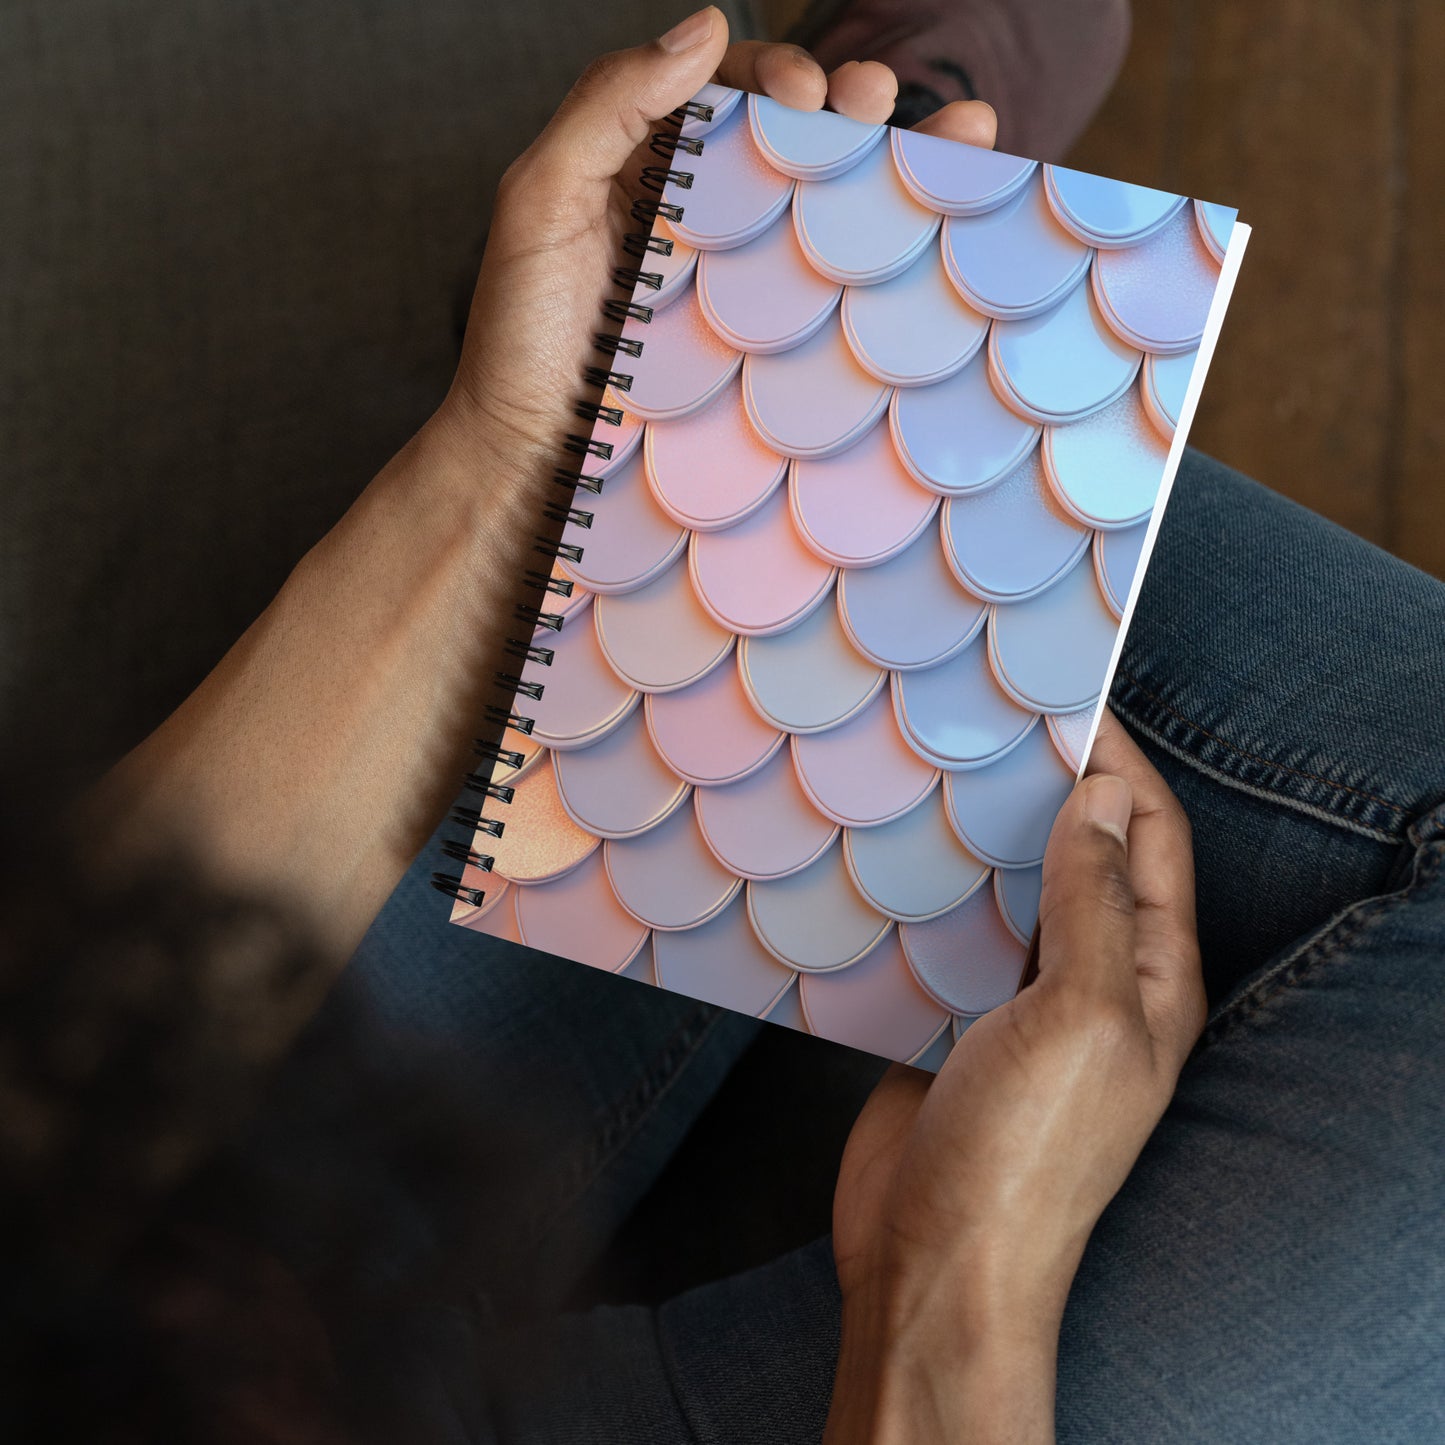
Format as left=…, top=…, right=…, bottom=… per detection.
left=333, top=451, right=1444, bottom=1442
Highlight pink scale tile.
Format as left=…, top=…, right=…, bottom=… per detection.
left=739, top=597, right=885, bottom=733
left=988, top=553, right=1119, bottom=715
left=1093, top=521, right=1151, bottom=617
left=901, top=884, right=1027, bottom=1014
left=789, top=419, right=939, bottom=568
left=460, top=885, right=526, bottom=947
left=1141, top=348, right=1198, bottom=441
left=696, top=208, right=841, bottom=354
left=1194, top=199, right=1236, bottom=263
left=689, top=483, right=836, bottom=636
left=741, top=311, right=893, bottom=460
left=944, top=717, right=1075, bottom=867
left=552, top=706, right=691, bottom=839
left=1042, top=384, right=1168, bottom=530
left=791, top=687, right=940, bottom=828
left=941, top=444, right=1091, bottom=601
left=989, top=276, right=1142, bottom=424
left=891, top=631, right=1038, bottom=768
left=450, top=871, right=510, bottom=929
left=592, top=552, right=735, bottom=693
left=646, top=221, right=698, bottom=312
left=889, top=129, right=1036, bottom=216
left=1092, top=207, right=1220, bottom=354
left=664, top=101, right=795, bottom=250
left=584, top=395, right=644, bottom=479
left=799, top=928, right=951, bottom=1063
left=604, top=803, right=742, bottom=930
left=514, top=848, right=650, bottom=972
left=843, top=790, right=990, bottom=922
left=559, top=445, right=688, bottom=595
left=841, top=240, right=989, bottom=386
left=994, top=862, right=1043, bottom=946
left=619, top=939, right=658, bottom=986
left=694, top=745, right=839, bottom=881
left=653, top=890, right=797, bottom=1015
left=522, top=612, right=639, bottom=751
left=619, top=287, right=743, bottom=422
left=889, top=350, right=1040, bottom=495
left=837, top=522, right=988, bottom=671
left=1043, top=166, right=1187, bottom=249
left=644, top=660, right=785, bottom=785
left=942, top=173, right=1091, bottom=320
left=545, top=560, right=593, bottom=624
left=644, top=375, right=787, bottom=532
left=762, top=978, right=809, bottom=1031
left=747, top=838, right=891, bottom=972
left=487, top=754, right=601, bottom=883
left=793, top=138, right=941, bottom=285
left=909, top=1028, right=956, bottom=1072
left=1046, top=706, right=1096, bottom=773
left=748, top=93, right=886, bottom=181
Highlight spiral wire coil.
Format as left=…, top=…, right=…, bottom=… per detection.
left=432, top=98, right=712, bottom=909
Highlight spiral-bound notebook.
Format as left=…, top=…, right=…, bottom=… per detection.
left=438, top=83, right=1249, bottom=1073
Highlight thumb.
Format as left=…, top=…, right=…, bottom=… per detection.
left=1036, top=772, right=1141, bottom=1011
left=517, top=7, right=728, bottom=212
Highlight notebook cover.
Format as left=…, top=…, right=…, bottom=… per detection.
left=446, top=83, right=1249, bottom=1073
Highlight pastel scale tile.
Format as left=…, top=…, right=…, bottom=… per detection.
left=940, top=445, right=1091, bottom=602
left=1042, top=384, right=1169, bottom=529
left=890, top=128, right=1036, bottom=216
left=694, top=745, right=839, bottom=880
left=680, top=82, right=743, bottom=139
left=995, top=863, right=1043, bottom=946
left=989, top=276, right=1142, bottom=424
left=952, top=1012, right=978, bottom=1042
left=487, top=753, right=601, bottom=883
left=664, top=101, right=794, bottom=250
left=791, top=687, right=940, bottom=828
left=696, top=209, right=841, bottom=354
left=646, top=221, right=698, bottom=312
left=1092, top=206, right=1221, bottom=354
left=1043, top=165, right=1187, bottom=249
left=739, top=598, right=885, bottom=732
left=1194, top=199, right=1237, bottom=264
left=461, top=886, right=525, bottom=946
left=837, top=523, right=988, bottom=671
left=653, top=891, right=796, bottom=1015
left=619, top=939, right=658, bottom=986
left=1094, top=521, right=1151, bottom=618
left=762, top=977, right=809, bottom=1031
left=1141, top=348, right=1198, bottom=441
left=559, top=446, right=687, bottom=595
left=450, top=871, right=509, bottom=929
left=1046, top=706, right=1096, bottom=772
left=741, top=312, right=892, bottom=460
left=748, top=93, right=885, bottom=181
left=789, top=419, right=939, bottom=568
left=619, top=288, right=742, bottom=422
left=942, top=173, right=1091, bottom=320
left=644, top=375, right=787, bottom=531
left=522, top=611, right=639, bottom=750
left=793, top=138, right=941, bottom=284
left=644, top=659, right=784, bottom=785
left=604, top=803, right=742, bottom=930
left=891, top=631, right=1038, bottom=768
left=988, top=552, right=1119, bottom=714
left=841, top=242, right=990, bottom=386
left=843, top=789, right=990, bottom=922
left=545, top=559, right=593, bottom=623
left=514, top=848, right=650, bottom=972
left=689, top=483, right=836, bottom=635
left=889, top=350, right=1039, bottom=495
left=588, top=394, right=644, bottom=477
left=909, top=1028, right=956, bottom=1073
left=799, top=928, right=951, bottom=1063
left=901, top=884, right=1027, bottom=1014
left=747, top=838, right=891, bottom=972
left=552, top=706, right=691, bottom=839
left=593, top=552, right=734, bottom=693
left=944, top=721, right=1075, bottom=868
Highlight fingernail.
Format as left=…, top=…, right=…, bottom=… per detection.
left=658, top=6, right=714, bottom=53
left=1084, top=774, right=1132, bottom=849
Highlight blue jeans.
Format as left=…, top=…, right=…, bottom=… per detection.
left=331, top=451, right=1445, bottom=1443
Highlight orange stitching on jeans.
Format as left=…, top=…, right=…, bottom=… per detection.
left=1114, top=668, right=1407, bottom=816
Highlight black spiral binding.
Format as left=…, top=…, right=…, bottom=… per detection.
left=432, top=95, right=713, bottom=909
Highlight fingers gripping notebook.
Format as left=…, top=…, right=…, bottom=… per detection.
left=440, top=83, right=1249, bottom=1073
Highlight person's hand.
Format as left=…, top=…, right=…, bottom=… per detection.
left=418, top=5, right=998, bottom=518
left=826, top=710, right=1208, bottom=1443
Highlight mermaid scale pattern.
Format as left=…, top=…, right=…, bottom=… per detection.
left=448, top=88, right=1239, bottom=1072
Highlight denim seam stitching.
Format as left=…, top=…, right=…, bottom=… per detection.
left=1192, top=837, right=1445, bottom=1053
